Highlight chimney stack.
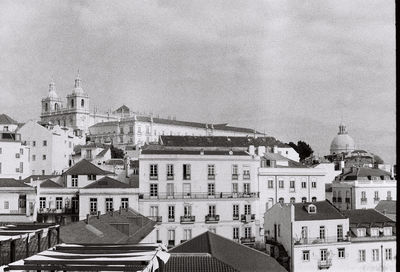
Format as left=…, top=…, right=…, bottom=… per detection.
left=273, top=145, right=278, bottom=154
left=86, top=214, right=89, bottom=224
left=249, top=145, right=255, bottom=155
left=97, top=211, right=100, bottom=219
left=258, top=146, right=266, bottom=157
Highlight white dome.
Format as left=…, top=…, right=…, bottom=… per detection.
left=330, top=134, right=355, bottom=154
left=48, top=82, right=59, bottom=99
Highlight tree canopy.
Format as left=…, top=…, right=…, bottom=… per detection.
left=110, top=145, right=125, bottom=158
left=288, top=140, right=314, bottom=161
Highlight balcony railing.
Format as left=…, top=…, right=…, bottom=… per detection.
left=293, top=236, right=349, bottom=245
left=208, top=174, right=215, bottom=180
left=232, top=174, right=238, bottom=180
left=243, top=174, right=250, bottom=180
left=148, top=216, right=162, bottom=223
left=241, top=214, right=255, bottom=223
left=168, top=217, right=175, bottom=222
left=318, top=260, right=332, bottom=269
left=345, top=198, right=350, bottom=203
left=167, top=175, right=174, bottom=180
left=205, top=215, right=220, bottom=223
left=139, top=192, right=259, bottom=200
left=149, top=175, right=158, bottom=180
left=374, top=197, right=380, bottom=203
left=240, top=237, right=255, bottom=244
left=180, top=216, right=195, bottom=224
left=361, top=198, right=367, bottom=204
left=233, top=214, right=240, bottom=220
left=38, top=208, right=79, bottom=215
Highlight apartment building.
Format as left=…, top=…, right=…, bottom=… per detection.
left=71, top=142, right=111, bottom=165
left=332, top=167, right=396, bottom=210
left=18, top=120, right=85, bottom=175
left=264, top=201, right=396, bottom=272
left=138, top=145, right=261, bottom=248
left=0, top=114, right=30, bottom=179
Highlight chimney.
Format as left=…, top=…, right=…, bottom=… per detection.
left=119, top=206, right=122, bottom=214
left=258, top=146, right=266, bottom=156
left=249, top=145, right=255, bottom=155
left=340, top=160, right=345, bottom=170
left=97, top=211, right=100, bottom=219
left=273, top=145, right=278, bottom=154
left=86, top=214, right=89, bottom=224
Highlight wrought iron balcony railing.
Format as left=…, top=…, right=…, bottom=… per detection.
left=139, top=192, right=259, bottom=200
left=240, top=214, right=255, bottom=223
left=293, top=236, right=349, bottom=245
left=318, top=260, right=332, bottom=269
left=205, top=215, right=220, bottom=223
left=240, top=237, right=255, bottom=244
left=148, top=216, right=162, bottom=223
left=180, top=216, right=195, bottom=224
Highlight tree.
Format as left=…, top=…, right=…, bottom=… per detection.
left=110, top=145, right=125, bottom=159
left=288, top=141, right=314, bottom=161
left=288, top=142, right=298, bottom=153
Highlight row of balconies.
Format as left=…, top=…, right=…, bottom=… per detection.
left=38, top=208, right=79, bottom=215
left=149, top=174, right=251, bottom=181
left=139, top=192, right=259, bottom=200
left=293, top=236, right=349, bottom=245
left=148, top=214, right=256, bottom=224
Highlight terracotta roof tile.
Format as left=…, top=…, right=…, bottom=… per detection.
left=0, top=114, right=18, bottom=125
left=83, top=176, right=131, bottom=189
left=63, top=159, right=114, bottom=176
left=40, top=179, right=63, bottom=188
left=294, top=201, right=346, bottom=221
left=0, top=178, right=32, bottom=188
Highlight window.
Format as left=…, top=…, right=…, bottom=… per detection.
left=150, top=206, right=159, bottom=218
left=268, top=180, right=274, bottom=188
left=208, top=183, right=215, bottom=196
left=277, top=224, right=281, bottom=237
left=208, top=164, right=215, bottom=179
left=338, top=248, right=345, bottom=259
left=42, top=170, right=45, bottom=175
left=183, top=183, right=191, bottom=196
left=311, top=181, right=317, bottom=188
left=167, top=183, right=174, bottom=197
left=359, top=250, right=366, bottom=262
left=302, top=197, right=307, bottom=203
left=233, top=204, right=239, bottom=219
left=32, top=155, right=36, bottom=161
left=301, top=226, right=308, bottom=239
left=20, top=148, right=23, bottom=155
left=4, top=126, right=8, bottom=131
left=150, top=184, right=158, bottom=197
left=20, top=162, right=23, bottom=173
left=289, top=180, right=295, bottom=189
left=167, top=164, right=174, bottom=179
left=32, top=141, right=36, bottom=147
left=278, top=180, right=284, bottom=188
left=308, top=205, right=316, bottom=213
left=279, top=197, right=284, bottom=204
left=320, top=249, right=327, bottom=261
left=150, top=164, right=158, bottom=179
left=243, top=166, right=250, bottom=179
left=168, top=230, right=175, bottom=246
left=372, top=249, right=379, bottom=262
left=81, top=99, right=84, bottom=107
left=244, top=227, right=251, bottom=238
left=56, top=197, right=63, bottom=209
left=168, top=206, right=175, bottom=221
left=71, top=99, right=74, bottom=108
left=4, top=201, right=9, bottom=209
left=385, top=248, right=392, bottom=260
left=90, top=198, right=98, bottom=215
left=290, top=197, right=295, bottom=203
left=15, top=153, right=20, bottom=158
left=374, top=191, right=379, bottom=201
left=383, top=227, right=392, bottom=236
left=244, top=204, right=251, bottom=215
left=232, top=165, right=238, bottom=179
left=88, top=174, right=96, bottom=181
left=184, top=205, right=192, bottom=217
left=311, top=197, right=317, bottom=202
left=43, top=140, right=47, bottom=146
left=183, top=164, right=191, bottom=180
left=0, top=162, right=1, bottom=174
left=208, top=205, right=216, bottom=216
left=39, top=197, right=46, bottom=209
left=0, top=148, right=2, bottom=154
left=357, top=228, right=366, bottom=237
left=337, top=225, right=343, bottom=241
left=303, top=250, right=310, bottom=261
left=42, top=155, right=47, bottom=160
left=183, top=229, right=192, bottom=240
left=121, top=198, right=129, bottom=209
left=209, top=227, right=216, bottom=233
left=319, top=226, right=326, bottom=239
left=243, top=183, right=250, bottom=194
left=370, top=228, right=379, bottom=237
left=233, top=227, right=239, bottom=239
left=129, top=126, right=134, bottom=133
left=387, top=191, right=392, bottom=200
left=71, top=175, right=78, bottom=187
left=106, top=198, right=113, bottom=212
left=232, top=183, right=238, bottom=193
left=301, top=181, right=306, bottom=188
left=137, top=126, right=142, bottom=134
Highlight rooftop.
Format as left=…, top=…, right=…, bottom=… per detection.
left=23, top=175, right=60, bottom=183
left=63, top=159, right=114, bottom=176
left=294, top=201, right=346, bottom=221
left=168, top=231, right=285, bottom=272
left=0, top=114, right=18, bottom=125
left=83, top=176, right=131, bottom=189
left=40, top=179, right=63, bottom=188
left=141, top=146, right=250, bottom=156
left=342, top=209, right=396, bottom=228
left=337, top=167, right=393, bottom=181
left=0, top=178, right=32, bottom=188
left=375, top=200, right=396, bottom=215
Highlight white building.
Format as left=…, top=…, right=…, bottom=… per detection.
left=332, top=167, right=396, bottom=210
left=0, top=178, right=36, bottom=222
left=71, top=142, right=111, bottom=166
left=264, top=201, right=396, bottom=272
left=0, top=114, right=30, bottom=179
left=18, top=120, right=85, bottom=175
left=138, top=146, right=261, bottom=248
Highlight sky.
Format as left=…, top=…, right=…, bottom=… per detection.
left=0, top=0, right=395, bottom=164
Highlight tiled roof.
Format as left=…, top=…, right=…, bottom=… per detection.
left=83, top=176, right=131, bottom=189
left=0, top=178, right=32, bottom=188
left=22, top=175, right=60, bottom=183
left=165, top=255, right=238, bottom=272
left=294, top=201, right=346, bottom=221
left=342, top=209, right=396, bottom=226
left=0, top=114, right=18, bottom=125
left=40, top=179, right=63, bottom=188
left=160, top=136, right=289, bottom=148
left=96, top=147, right=109, bottom=158
left=90, top=121, right=119, bottom=128
left=338, top=167, right=393, bottom=181
left=141, top=148, right=249, bottom=156
left=375, top=200, right=396, bottom=214
left=114, top=105, right=130, bottom=112
left=325, top=183, right=332, bottom=192
left=63, top=159, right=114, bottom=176
left=129, top=175, right=139, bottom=188
left=169, top=231, right=286, bottom=272
left=60, top=208, right=155, bottom=244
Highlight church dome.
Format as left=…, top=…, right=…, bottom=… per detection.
left=330, top=123, right=355, bottom=154
left=47, top=81, right=59, bottom=99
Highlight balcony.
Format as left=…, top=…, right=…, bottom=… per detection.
left=241, top=214, right=255, bottom=223
left=293, top=236, right=349, bottom=245
left=240, top=237, right=255, bottom=244
left=318, top=260, right=332, bottom=269
left=38, top=208, right=79, bottom=215
left=168, top=217, right=175, bottom=222
left=139, top=192, right=260, bottom=200
left=361, top=198, right=367, bottom=204
left=166, top=175, right=174, bottom=180
left=180, top=216, right=195, bottom=224
left=148, top=216, right=162, bottom=224
left=149, top=175, right=158, bottom=180
left=168, top=240, right=175, bottom=247
left=374, top=197, right=380, bottom=203
left=233, top=214, right=239, bottom=220
left=208, top=174, right=215, bottom=180
left=205, top=215, right=220, bottom=223
left=232, top=174, right=238, bottom=180
left=243, top=174, right=250, bottom=180
left=345, top=198, right=350, bottom=203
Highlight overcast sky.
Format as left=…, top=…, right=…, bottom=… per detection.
left=0, top=0, right=395, bottom=163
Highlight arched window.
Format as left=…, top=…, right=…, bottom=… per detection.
left=71, top=99, right=74, bottom=108
left=45, top=103, right=48, bottom=112
left=290, top=197, right=295, bottom=204
left=279, top=197, right=284, bottom=204
left=311, top=197, right=317, bottom=202
left=54, top=103, right=58, bottom=111
left=301, top=197, right=307, bottom=203
left=81, top=99, right=84, bottom=107
left=57, top=120, right=61, bottom=125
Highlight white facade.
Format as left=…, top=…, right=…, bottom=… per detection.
left=0, top=132, right=30, bottom=179
left=138, top=151, right=261, bottom=247
left=18, top=120, right=85, bottom=175
left=0, top=183, right=36, bottom=222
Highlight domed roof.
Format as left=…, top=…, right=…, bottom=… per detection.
left=330, top=123, right=355, bottom=154
left=47, top=81, right=59, bottom=99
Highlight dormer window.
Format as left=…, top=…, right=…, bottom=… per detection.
left=370, top=228, right=379, bottom=237
left=308, top=204, right=317, bottom=213
left=383, top=227, right=392, bottom=236
left=357, top=228, right=366, bottom=237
